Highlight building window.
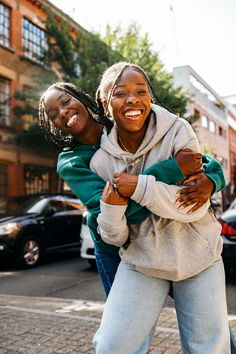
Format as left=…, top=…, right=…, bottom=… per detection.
left=194, top=109, right=200, bottom=118
left=219, top=126, right=226, bottom=139
left=22, top=114, right=37, bottom=130
left=0, top=77, right=10, bottom=126
left=0, top=163, right=8, bottom=212
left=209, top=120, right=216, bottom=133
left=0, top=163, right=8, bottom=196
left=201, top=115, right=208, bottom=128
left=22, top=18, right=48, bottom=64
left=0, top=2, right=10, bottom=47
left=24, top=165, right=52, bottom=194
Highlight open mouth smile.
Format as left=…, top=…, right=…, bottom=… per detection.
left=67, top=114, right=78, bottom=127
left=124, top=109, right=142, bottom=119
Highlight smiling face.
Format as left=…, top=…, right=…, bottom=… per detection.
left=107, top=68, right=152, bottom=135
left=43, top=87, right=95, bottom=141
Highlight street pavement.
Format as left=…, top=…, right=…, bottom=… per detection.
left=0, top=294, right=236, bottom=354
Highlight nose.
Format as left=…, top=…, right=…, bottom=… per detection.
left=126, top=93, right=140, bottom=104
left=59, top=107, right=69, bottom=118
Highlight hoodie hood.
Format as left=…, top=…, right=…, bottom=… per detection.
left=100, top=104, right=178, bottom=159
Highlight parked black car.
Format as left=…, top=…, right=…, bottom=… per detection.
left=0, top=194, right=85, bottom=268
left=218, top=199, right=236, bottom=274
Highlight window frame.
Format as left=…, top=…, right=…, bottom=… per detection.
left=0, top=163, right=8, bottom=196
left=209, top=120, right=216, bottom=134
left=24, top=164, right=52, bottom=195
left=22, top=17, right=48, bottom=65
left=0, top=76, right=11, bottom=126
left=0, top=2, right=10, bottom=48
left=201, top=114, right=209, bottom=128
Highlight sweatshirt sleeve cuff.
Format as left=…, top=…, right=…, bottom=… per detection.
left=100, top=200, right=128, bottom=222
left=131, top=174, right=150, bottom=203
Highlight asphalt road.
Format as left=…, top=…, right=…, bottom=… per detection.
left=0, top=251, right=236, bottom=313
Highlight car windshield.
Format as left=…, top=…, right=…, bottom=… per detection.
left=4, top=196, right=49, bottom=214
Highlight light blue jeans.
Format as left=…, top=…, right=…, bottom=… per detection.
left=93, top=258, right=230, bottom=354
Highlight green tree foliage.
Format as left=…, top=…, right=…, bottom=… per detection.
left=15, top=15, right=191, bottom=153
left=73, top=29, right=109, bottom=96
left=100, top=23, right=189, bottom=116
left=45, top=10, right=80, bottom=81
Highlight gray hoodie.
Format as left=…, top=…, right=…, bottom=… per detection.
left=90, top=104, right=222, bottom=281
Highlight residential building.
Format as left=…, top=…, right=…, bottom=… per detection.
left=173, top=65, right=231, bottom=208
left=0, top=0, right=80, bottom=209
left=224, top=95, right=236, bottom=201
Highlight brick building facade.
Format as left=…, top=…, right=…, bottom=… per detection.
left=0, top=0, right=78, bottom=209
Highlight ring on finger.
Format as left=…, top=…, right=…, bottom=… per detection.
left=113, top=183, right=117, bottom=189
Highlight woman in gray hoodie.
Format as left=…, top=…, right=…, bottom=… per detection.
left=92, top=62, right=230, bottom=354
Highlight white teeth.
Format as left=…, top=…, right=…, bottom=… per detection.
left=67, top=114, right=78, bottom=127
left=125, top=110, right=141, bottom=117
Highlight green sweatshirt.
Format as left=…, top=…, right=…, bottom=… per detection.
left=57, top=144, right=225, bottom=254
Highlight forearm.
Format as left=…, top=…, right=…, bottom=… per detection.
left=125, top=158, right=185, bottom=223
left=97, top=201, right=129, bottom=247
left=131, top=175, right=210, bottom=222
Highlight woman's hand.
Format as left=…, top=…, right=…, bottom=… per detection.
left=113, top=172, right=138, bottom=197
left=175, top=149, right=204, bottom=177
left=101, top=181, right=128, bottom=205
left=175, top=174, right=214, bottom=213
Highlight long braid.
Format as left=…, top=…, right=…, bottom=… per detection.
left=95, top=89, right=114, bottom=131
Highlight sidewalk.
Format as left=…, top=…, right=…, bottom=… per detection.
left=0, top=295, right=236, bottom=354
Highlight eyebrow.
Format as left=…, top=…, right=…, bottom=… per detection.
left=57, top=93, right=66, bottom=101
left=46, top=93, right=68, bottom=115
left=114, top=82, right=146, bottom=90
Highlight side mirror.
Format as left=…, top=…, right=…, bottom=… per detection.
left=45, top=207, right=56, bottom=217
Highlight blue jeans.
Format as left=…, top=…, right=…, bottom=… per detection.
left=93, top=258, right=230, bottom=354
left=94, top=248, right=121, bottom=297
left=94, top=248, right=155, bottom=352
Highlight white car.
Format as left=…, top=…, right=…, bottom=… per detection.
left=80, top=211, right=96, bottom=267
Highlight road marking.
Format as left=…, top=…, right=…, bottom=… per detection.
left=55, top=300, right=104, bottom=313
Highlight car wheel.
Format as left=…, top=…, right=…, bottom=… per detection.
left=88, top=259, right=97, bottom=268
left=18, top=237, right=42, bottom=268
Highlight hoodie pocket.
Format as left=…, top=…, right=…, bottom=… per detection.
left=183, top=211, right=222, bottom=246
left=122, top=213, right=221, bottom=281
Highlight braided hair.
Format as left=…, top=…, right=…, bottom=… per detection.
left=39, top=82, right=113, bottom=149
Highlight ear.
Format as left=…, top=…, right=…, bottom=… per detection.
left=102, top=100, right=108, bottom=111
left=102, top=100, right=110, bottom=116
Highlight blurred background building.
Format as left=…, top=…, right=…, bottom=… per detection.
left=0, top=0, right=80, bottom=209
left=173, top=65, right=236, bottom=208
left=0, top=0, right=235, bottom=210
